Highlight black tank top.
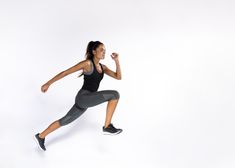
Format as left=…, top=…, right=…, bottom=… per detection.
left=81, top=59, right=104, bottom=92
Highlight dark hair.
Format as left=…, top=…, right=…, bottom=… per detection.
left=78, top=41, right=103, bottom=77
left=85, top=41, right=103, bottom=60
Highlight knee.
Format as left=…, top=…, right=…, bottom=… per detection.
left=111, top=90, right=120, bottom=100
left=58, top=116, right=71, bottom=126
left=58, top=106, right=87, bottom=126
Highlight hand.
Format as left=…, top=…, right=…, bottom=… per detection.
left=111, top=52, right=119, bottom=61
left=41, top=83, right=50, bottom=93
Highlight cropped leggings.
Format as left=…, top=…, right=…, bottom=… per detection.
left=58, top=89, right=120, bottom=126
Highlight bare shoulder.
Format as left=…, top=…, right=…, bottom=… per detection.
left=79, top=59, right=90, bottom=65
left=63, top=59, right=89, bottom=75
left=77, top=59, right=91, bottom=68
left=85, top=59, right=92, bottom=66
left=82, top=59, right=93, bottom=72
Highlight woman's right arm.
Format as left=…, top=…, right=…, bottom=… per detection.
left=41, top=60, right=88, bottom=93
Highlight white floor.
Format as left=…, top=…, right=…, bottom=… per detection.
left=1, top=0, right=235, bottom=168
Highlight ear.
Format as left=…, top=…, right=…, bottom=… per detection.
left=92, top=50, right=96, bottom=55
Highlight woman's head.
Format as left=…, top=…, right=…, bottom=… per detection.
left=85, top=41, right=106, bottom=60
left=78, top=41, right=105, bottom=77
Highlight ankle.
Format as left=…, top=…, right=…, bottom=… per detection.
left=39, top=133, right=45, bottom=139
left=104, top=123, right=110, bottom=128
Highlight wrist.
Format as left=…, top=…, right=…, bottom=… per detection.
left=115, top=59, right=119, bottom=63
left=46, top=82, right=51, bottom=86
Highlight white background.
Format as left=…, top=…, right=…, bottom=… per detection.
left=0, top=0, right=235, bottom=168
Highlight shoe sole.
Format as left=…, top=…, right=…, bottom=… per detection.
left=103, top=130, right=123, bottom=135
left=33, top=135, right=46, bottom=151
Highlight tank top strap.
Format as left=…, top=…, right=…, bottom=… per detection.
left=91, top=58, right=95, bottom=65
left=91, top=58, right=103, bottom=74
left=90, top=58, right=96, bottom=71
left=99, top=63, right=104, bottom=72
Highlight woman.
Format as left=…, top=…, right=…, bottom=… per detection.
left=35, top=41, right=122, bottom=151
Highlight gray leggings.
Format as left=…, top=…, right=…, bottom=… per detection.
left=58, top=89, right=120, bottom=126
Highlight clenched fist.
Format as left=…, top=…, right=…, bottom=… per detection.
left=41, top=83, right=50, bottom=93
left=111, top=52, right=119, bottom=61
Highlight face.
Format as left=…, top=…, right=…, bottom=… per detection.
left=93, top=44, right=106, bottom=59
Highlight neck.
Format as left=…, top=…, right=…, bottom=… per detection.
left=93, top=57, right=100, bottom=65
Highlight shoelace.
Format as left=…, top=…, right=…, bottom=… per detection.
left=109, top=123, right=117, bottom=130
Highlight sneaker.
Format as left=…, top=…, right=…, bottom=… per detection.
left=34, top=133, right=46, bottom=151
left=103, top=123, right=123, bottom=135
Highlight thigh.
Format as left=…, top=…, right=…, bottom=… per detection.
left=76, top=89, right=119, bottom=108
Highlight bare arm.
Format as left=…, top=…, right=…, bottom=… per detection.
left=41, top=60, right=88, bottom=92
left=102, top=53, right=122, bottom=80
left=115, top=59, right=122, bottom=80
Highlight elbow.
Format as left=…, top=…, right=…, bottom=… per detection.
left=115, top=73, right=122, bottom=80
left=117, top=76, right=122, bottom=80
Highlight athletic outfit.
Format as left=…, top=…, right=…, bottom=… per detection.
left=35, top=58, right=122, bottom=151
left=58, top=58, right=120, bottom=126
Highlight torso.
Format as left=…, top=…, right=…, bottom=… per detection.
left=81, top=59, right=104, bottom=92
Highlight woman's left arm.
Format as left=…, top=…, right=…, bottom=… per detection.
left=102, top=53, right=122, bottom=80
